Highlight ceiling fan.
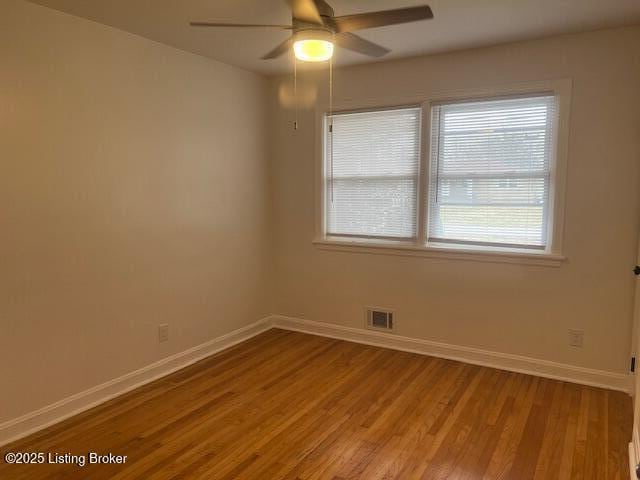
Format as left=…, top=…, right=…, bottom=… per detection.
left=190, top=0, right=434, bottom=62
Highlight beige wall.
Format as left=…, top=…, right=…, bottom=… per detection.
left=0, top=0, right=272, bottom=422
left=270, top=26, right=640, bottom=375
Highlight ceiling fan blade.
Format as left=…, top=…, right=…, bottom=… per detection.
left=334, top=32, right=390, bottom=58
left=286, top=0, right=323, bottom=24
left=333, top=5, right=433, bottom=33
left=190, top=22, right=292, bottom=29
left=262, top=37, right=294, bottom=60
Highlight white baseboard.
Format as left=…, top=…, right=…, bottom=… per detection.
left=631, top=428, right=639, bottom=480
left=0, top=318, right=271, bottom=447
left=269, top=315, right=632, bottom=394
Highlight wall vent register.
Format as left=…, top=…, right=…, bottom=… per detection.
left=366, top=308, right=394, bottom=331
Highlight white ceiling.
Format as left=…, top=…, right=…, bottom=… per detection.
left=28, top=0, right=640, bottom=75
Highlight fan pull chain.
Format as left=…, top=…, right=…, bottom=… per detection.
left=293, top=55, right=298, bottom=131
left=329, top=53, right=334, bottom=202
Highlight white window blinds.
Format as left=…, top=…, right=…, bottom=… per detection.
left=326, top=107, right=421, bottom=239
left=428, top=95, right=557, bottom=249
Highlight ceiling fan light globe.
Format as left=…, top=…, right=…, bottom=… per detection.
left=294, top=39, right=334, bottom=62
left=293, top=30, right=334, bottom=62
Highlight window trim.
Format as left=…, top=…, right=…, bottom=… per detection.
left=314, top=79, right=571, bottom=266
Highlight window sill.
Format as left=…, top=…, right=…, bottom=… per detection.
left=313, top=237, right=566, bottom=267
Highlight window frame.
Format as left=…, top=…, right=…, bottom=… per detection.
left=426, top=93, right=557, bottom=252
left=314, top=79, right=571, bottom=267
left=322, top=105, right=423, bottom=241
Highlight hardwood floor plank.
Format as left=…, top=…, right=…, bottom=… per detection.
left=532, top=382, right=570, bottom=480
left=509, top=379, right=556, bottom=478
left=0, top=329, right=632, bottom=480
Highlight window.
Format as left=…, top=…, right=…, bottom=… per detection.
left=428, top=95, right=556, bottom=250
left=319, top=87, right=565, bottom=263
left=325, top=107, right=421, bottom=240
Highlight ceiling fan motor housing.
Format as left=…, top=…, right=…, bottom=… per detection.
left=294, top=28, right=333, bottom=42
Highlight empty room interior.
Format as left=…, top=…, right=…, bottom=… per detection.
left=3, top=0, right=640, bottom=478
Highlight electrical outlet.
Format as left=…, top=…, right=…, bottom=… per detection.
left=568, top=329, right=584, bottom=348
left=158, top=324, right=169, bottom=343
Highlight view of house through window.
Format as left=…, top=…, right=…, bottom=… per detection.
left=428, top=95, right=556, bottom=249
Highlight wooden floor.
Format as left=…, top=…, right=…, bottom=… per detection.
left=1, top=329, right=632, bottom=479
